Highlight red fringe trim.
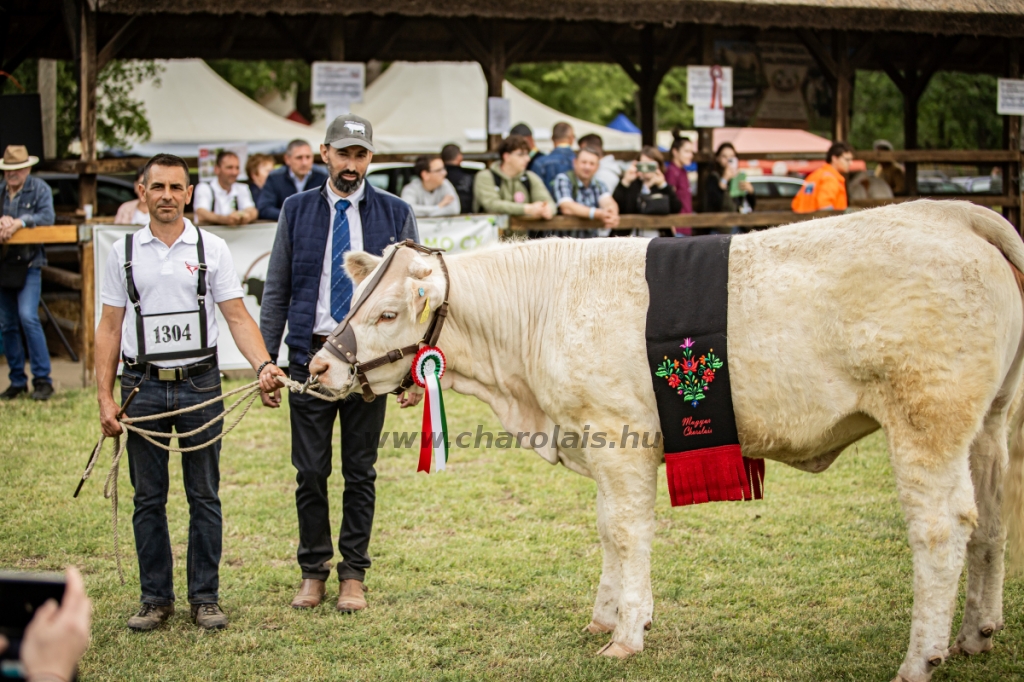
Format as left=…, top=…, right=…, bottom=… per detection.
left=665, top=445, right=764, bottom=507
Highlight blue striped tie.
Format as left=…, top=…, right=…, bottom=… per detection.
left=330, top=198, right=352, bottom=322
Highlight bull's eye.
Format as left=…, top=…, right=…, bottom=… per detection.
left=379, top=311, right=397, bottom=323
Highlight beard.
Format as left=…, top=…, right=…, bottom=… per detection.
left=332, top=169, right=364, bottom=194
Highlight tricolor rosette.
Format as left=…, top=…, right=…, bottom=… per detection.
left=412, top=346, right=449, bottom=473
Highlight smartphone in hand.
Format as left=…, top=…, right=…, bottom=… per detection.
left=0, top=572, right=70, bottom=681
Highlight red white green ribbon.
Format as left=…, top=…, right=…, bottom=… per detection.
left=412, top=346, right=448, bottom=473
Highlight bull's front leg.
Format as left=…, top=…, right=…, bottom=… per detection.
left=589, top=447, right=659, bottom=658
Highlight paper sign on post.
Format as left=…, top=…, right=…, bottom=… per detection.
left=687, top=66, right=733, bottom=108
left=998, top=78, right=1024, bottom=115
left=312, top=62, right=365, bottom=104
left=488, top=97, right=512, bottom=136
left=693, top=106, right=726, bottom=128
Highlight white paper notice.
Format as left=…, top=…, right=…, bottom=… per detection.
left=687, top=66, right=733, bottom=108
left=998, top=78, right=1024, bottom=115
left=312, top=62, right=365, bottom=104
left=693, top=106, right=726, bottom=128
left=488, top=97, right=512, bottom=136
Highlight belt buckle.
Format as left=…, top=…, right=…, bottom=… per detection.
left=157, top=368, right=179, bottom=381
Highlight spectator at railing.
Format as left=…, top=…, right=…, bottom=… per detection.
left=578, top=133, right=622, bottom=195
left=872, top=139, right=905, bottom=195
left=193, top=150, right=258, bottom=226
left=114, top=166, right=150, bottom=225
left=401, top=154, right=460, bottom=217
left=256, top=139, right=328, bottom=221
left=510, top=123, right=545, bottom=172
left=702, top=142, right=756, bottom=215
left=665, top=129, right=695, bottom=234
left=553, top=144, right=618, bottom=237
left=614, top=146, right=683, bottom=238
left=531, top=122, right=576, bottom=192
left=472, top=135, right=554, bottom=221
left=245, top=153, right=275, bottom=207
left=441, top=144, right=474, bottom=215
left=792, top=141, right=853, bottom=213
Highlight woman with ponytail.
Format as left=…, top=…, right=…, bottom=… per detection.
left=665, top=128, right=695, bottom=234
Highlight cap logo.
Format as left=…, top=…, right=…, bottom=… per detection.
left=344, top=122, right=367, bottom=135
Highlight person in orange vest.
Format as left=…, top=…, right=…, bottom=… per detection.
left=792, top=141, right=854, bottom=213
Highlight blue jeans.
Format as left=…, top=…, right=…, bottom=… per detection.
left=0, top=267, right=51, bottom=387
left=121, top=363, right=223, bottom=605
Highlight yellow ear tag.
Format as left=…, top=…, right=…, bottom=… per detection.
left=419, top=296, right=431, bottom=324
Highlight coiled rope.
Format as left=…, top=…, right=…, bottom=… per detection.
left=77, top=376, right=342, bottom=584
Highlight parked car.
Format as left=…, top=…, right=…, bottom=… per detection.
left=950, top=176, right=1001, bottom=194
left=37, top=172, right=137, bottom=218
left=747, top=174, right=805, bottom=199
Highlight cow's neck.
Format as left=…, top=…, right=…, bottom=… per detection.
left=434, top=243, right=553, bottom=434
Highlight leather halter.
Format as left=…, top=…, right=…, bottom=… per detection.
left=320, top=240, right=450, bottom=401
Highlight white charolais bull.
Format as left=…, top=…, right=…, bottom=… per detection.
left=308, top=201, right=1024, bottom=682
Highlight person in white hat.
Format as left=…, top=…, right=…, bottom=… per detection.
left=0, top=144, right=55, bottom=401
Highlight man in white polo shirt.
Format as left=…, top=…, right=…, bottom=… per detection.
left=192, top=150, right=258, bottom=226
left=94, top=153, right=286, bottom=632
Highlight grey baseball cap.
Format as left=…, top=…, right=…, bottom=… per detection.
left=325, top=114, right=376, bottom=153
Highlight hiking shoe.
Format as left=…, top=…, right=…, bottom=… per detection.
left=31, top=382, right=54, bottom=401
left=191, top=603, right=228, bottom=630
left=127, top=603, right=174, bottom=631
left=0, top=384, right=27, bottom=400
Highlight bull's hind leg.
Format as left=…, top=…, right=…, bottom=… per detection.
left=953, top=410, right=1010, bottom=657
left=888, top=434, right=978, bottom=682
left=588, top=449, right=659, bottom=658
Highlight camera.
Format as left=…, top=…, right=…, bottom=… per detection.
left=636, top=162, right=658, bottom=174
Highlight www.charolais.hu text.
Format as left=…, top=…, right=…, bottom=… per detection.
left=349, top=425, right=666, bottom=449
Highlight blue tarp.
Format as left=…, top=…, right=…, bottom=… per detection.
left=607, top=114, right=641, bottom=134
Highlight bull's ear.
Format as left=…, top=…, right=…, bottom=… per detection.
left=344, top=252, right=382, bottom=285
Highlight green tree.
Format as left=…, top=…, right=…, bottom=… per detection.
left=851, top=69, right=1002, bottom=150
left=206, top=60, right=310, bottom=102
left=2, top=59, right=161, bottom=156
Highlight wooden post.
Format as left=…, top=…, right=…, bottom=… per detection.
left=638, top=25, right=657, bottom=147
left=80, top=240, right=95, bottom=386
left=485, top=34, right=506, bottom=153
left=904, top=79, right=919, bottom=196
left=695, top=27, right=715, bottom=212
left=39, top=59, right=58, bottom=159
left=78, top=2, right=97, bottom=215
left=832, top=32, right=851, bottom=142
left=1005, top=40, right=1022, bottom=231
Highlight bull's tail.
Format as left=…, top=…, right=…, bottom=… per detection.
left=970, top=204, right=1024, bottom=571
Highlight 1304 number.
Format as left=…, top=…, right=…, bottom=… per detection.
left=153, top=324, right=192, bottom=344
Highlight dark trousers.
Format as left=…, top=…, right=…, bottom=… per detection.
left=289, top=362, right=387, bottom=582
left=121, top=363, right=223, bottom=605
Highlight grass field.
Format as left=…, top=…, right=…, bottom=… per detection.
left=2, top=379, right=1023, bottom=681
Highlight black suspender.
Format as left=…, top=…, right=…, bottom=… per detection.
left=123, top=228, right=215, bottom=364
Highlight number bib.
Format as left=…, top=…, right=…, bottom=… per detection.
left=141, top=310, right=201, bottom=356
left=124, top=229, right=217, bottom=365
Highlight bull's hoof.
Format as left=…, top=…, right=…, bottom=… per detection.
left=584, top=620, right=614, bottom=635
left=597, top=641, right=636, bottom=659
left=645, top=619, right=652, bottom=631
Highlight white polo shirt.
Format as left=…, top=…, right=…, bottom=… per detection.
left=313, top=181, right=365, bottom=335
left=101, top=219, right=244, bottom=366
left=192, top=180, right=255, bottom=216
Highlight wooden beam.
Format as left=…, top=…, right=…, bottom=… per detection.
left=80, top=241, right=95, bottom=385
left=79, top=3, right=97, bottom=213
left=797, top=29, right=839, bottom=81
left=508, top=211, right=840, bottom=231
left=449, top=19, right=491, bottom=66
left=61, top=0, right=78, bottom=57
left=96, top=15, right=139, bottom=72
left=40, top=265, right=83, bottom=291
left=1004, top=39, right=1022, bottom=230
left=638, top=24, right=657, bottom=147
left=0, top=15, right=61, bottom=83
left=267, top=14, right=316, bottom=63
left=6, top=225, right=80, bottom=245
left=832, top=31, right=851, bottom=142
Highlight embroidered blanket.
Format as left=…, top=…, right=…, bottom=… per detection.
left=644, top=236, right=764, bottom=507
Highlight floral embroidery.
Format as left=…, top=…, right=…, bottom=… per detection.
left=656, top=337, right=724, bottom=408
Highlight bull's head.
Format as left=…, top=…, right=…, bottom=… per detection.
left=308, top=244, right=447, bottom=397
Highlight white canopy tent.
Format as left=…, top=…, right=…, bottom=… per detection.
left=347, top=61, right=641, bottom=153
left=124, top=59, right=320, bottom=157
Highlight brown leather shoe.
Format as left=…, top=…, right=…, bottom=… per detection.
left=127, top=603, right=174, bottom=631
left=336, top=579, right=367, bottom=613
left=290, top=578, right=327, bottom=609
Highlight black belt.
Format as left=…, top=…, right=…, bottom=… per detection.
left=312, top=334, right=328, bottom=350
left=122, top=354, right=218, bottom=381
